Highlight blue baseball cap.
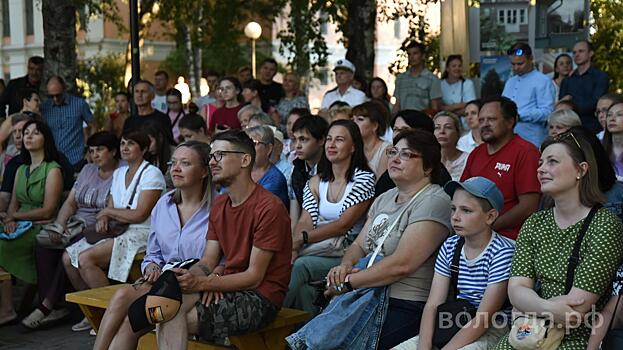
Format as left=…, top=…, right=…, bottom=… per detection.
left=444, top=177, right=504, bottom=212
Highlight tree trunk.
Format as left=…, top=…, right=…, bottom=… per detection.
left=42, top=0, right=77, bottom=93
left=344, top=0, right=377, bottom=81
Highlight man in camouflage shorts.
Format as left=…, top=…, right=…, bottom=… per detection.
left=157, top=130, right=292, bottom=349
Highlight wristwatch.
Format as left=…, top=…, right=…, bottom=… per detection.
left=301, top=230, right=309, bottom=245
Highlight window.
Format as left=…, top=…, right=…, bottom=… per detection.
left=520, top=9, right=526, bottom=24
left=2, top=0, right=9, bottom=38
left=507, top=9, right=517, bottom=24
left=25, top=0, right=34, bottom=35
left=498, top=10, right=505, bottom=24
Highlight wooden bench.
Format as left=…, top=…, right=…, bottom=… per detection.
left=66, top=284, right=310, bottom=350
left=0, top=271, right=10, bottom=281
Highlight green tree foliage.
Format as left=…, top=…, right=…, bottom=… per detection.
left=591, top=0, right=623, bottom=92
left=76, top=53, right=125, bottom=128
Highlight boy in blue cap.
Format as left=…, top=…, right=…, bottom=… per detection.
left=394, top=176, right=516, bottom=349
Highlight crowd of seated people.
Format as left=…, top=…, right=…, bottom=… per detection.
left=0, top=37, right=623, bottom=350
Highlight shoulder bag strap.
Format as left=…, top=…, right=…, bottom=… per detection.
left=125, top=163, right=149, bottom=209
left=450, top=237, right=465, bottom=300
left=367, top=184, right=431, bottom=268
left=565, top=205, right=601, bottom=293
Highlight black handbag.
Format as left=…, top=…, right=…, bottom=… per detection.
left=432, top=237, right=477, bottom=348
left=602, top=288, right=623, bottom=349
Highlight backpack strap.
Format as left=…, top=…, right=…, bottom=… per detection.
left=565, top=205, right=601, bottom=293
left=450, top=237, right=466, bottom=300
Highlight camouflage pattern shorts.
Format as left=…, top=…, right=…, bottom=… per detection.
left=195, top=290, right=278, bottom=343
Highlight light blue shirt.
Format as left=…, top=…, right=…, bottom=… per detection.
left=141, top=190, right=211, bottom=273
left=502, top=69, right=555, bottom=147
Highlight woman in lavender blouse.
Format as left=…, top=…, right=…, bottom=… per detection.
left=93, top=141, right=216, bottom=350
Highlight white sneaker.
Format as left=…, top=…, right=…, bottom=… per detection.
left=71, top=317, right=92, bottom=332
left=90, top=328, right=97, bottom=336
left=21, top=308, right=45, bottom=329
left=41, top=308, right=69, bottom=324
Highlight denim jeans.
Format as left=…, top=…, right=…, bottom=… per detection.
left=286, top=256, right=388, bottom=350
left=377, top=298, right=426, bottom=350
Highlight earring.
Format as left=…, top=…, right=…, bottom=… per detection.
left=576, top=175, right=581, bottom=180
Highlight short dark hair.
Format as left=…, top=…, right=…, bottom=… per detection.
left=178, top=113, right=207, bottom=133
left=166, top=88, right=182, bottom=100
left=218, top=76, right=242, bottom=93
left=292, top=115, right=329, bottom=141
left=288, top=108, right=312, bottom=119
left=115, top=91, right=130, bottom=101
left=318, top=119, right=372, bottom=182
left=205, top=70, right=220, bottom=78
left=21, top=120, right=60, bottom=165
left=17, top=88, right=38, bottom=102
left=238, top=66, right=252, bottom=74
left=11, top=113, right=35, bottom=126
left=212, top=129, right=256, bottom=166
left=352, top=101, right=389, bottom=138
left=393, top=129, right=443, bottom=185
left=28, top=56, right=44, bottom=66
left=155, top=70, right=169, bottom=80
left=481, top=95, right=518, bottom=127
left=465, top=99, right=482, bottom=110
left=121, top=128, right=150, bottom=152
left=261, top=58, right=278, bottom=67
left=405, top=41, right=426, bottom=54
left=575, top=40, right=594, bottom=52
left=391, top=109, right=434, bottom=134
left=87, top=131, right=120, bottom=159
left=242, top=79, right=262, bottom=92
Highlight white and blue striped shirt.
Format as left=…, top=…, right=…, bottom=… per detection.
left=435, top=232, right=515, bottom=310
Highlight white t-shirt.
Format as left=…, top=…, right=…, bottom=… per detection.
left=321, top=86, right=367, bottom=110
left=151, top=95, right=167, bottom=113
left=457, top=131, right=479, bottom=154
left=441, top=79, right=476, bottom=109
left=110, top=161, right=166, bottom=229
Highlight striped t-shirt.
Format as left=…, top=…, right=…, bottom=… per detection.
left=435, top=232, right=515, bottom=310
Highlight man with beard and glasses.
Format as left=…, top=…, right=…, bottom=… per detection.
left=460, top=95, right=541, bottom=240
left=157, top=129, right=292, bottom=348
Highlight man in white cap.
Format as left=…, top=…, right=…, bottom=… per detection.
left=320, top=59, right=367, bottom=111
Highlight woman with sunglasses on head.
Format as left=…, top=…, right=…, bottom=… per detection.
left=62, top=129, right=165, bottom=332
left=493, top=131, right=623, bottom=350
left=440, top=55, right=476, bottom=118
left=244, top=125, right=289, bottom=210
left=603, top=97, right=623, bottom=182
left=285, top=119, right=375, bottom=315
left=0, top=120, right=63, bottom=326
left=288, top=129, right=451, bottom=349
left=92, top=141, right=215, bottom=350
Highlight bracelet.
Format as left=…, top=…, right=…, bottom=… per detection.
left=301, top=230, right=309, bottom=245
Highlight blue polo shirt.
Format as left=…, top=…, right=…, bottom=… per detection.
left=41, top=94, right=93, bottom=165
left=559, top=66, right=609, bottom=133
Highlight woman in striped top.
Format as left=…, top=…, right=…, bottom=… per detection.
left=284, top=119, right=375, bottom=315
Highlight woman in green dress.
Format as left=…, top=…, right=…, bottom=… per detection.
left=0, top=120, right=63, bottom=326
left=494, top=131, right=623, bottom=350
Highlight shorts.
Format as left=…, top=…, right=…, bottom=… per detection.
left=195, top=290, right=278, bottom=343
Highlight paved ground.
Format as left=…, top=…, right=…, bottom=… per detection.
left=0, top=308, right=94, bottom=349
left=0, top=281, right=94, bottom=350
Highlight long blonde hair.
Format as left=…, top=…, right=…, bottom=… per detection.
left=170, top=141, right=214, bottom=211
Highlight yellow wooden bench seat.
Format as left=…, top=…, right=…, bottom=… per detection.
left=66, top=284, right=310, bottom=350
left=0, top=271, right=10, bottom=281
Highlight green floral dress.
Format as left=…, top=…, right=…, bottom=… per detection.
left=0, top=161, right=60, bottom=284
left=494, top=208, right=623, bottom=350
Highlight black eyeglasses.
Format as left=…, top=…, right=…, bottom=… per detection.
left=385, top=147, right=422, bottom=161
left=208, top=150, right=246, bottom=162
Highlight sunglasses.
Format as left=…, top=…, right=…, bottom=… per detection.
left=554, top=131, right=585, bottom=160
left=507, top=48, right=530, bottom=56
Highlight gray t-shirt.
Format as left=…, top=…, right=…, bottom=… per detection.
left=73, top=163, right=115, bottom=226
left=363, top=185, right=451, bottom=301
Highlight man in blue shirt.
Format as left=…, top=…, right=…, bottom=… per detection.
left=559, top=40, right=609, bottom=134
left=41, top=76, right=93, bottom=170
left=502, top=42, right=555, bottom=147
